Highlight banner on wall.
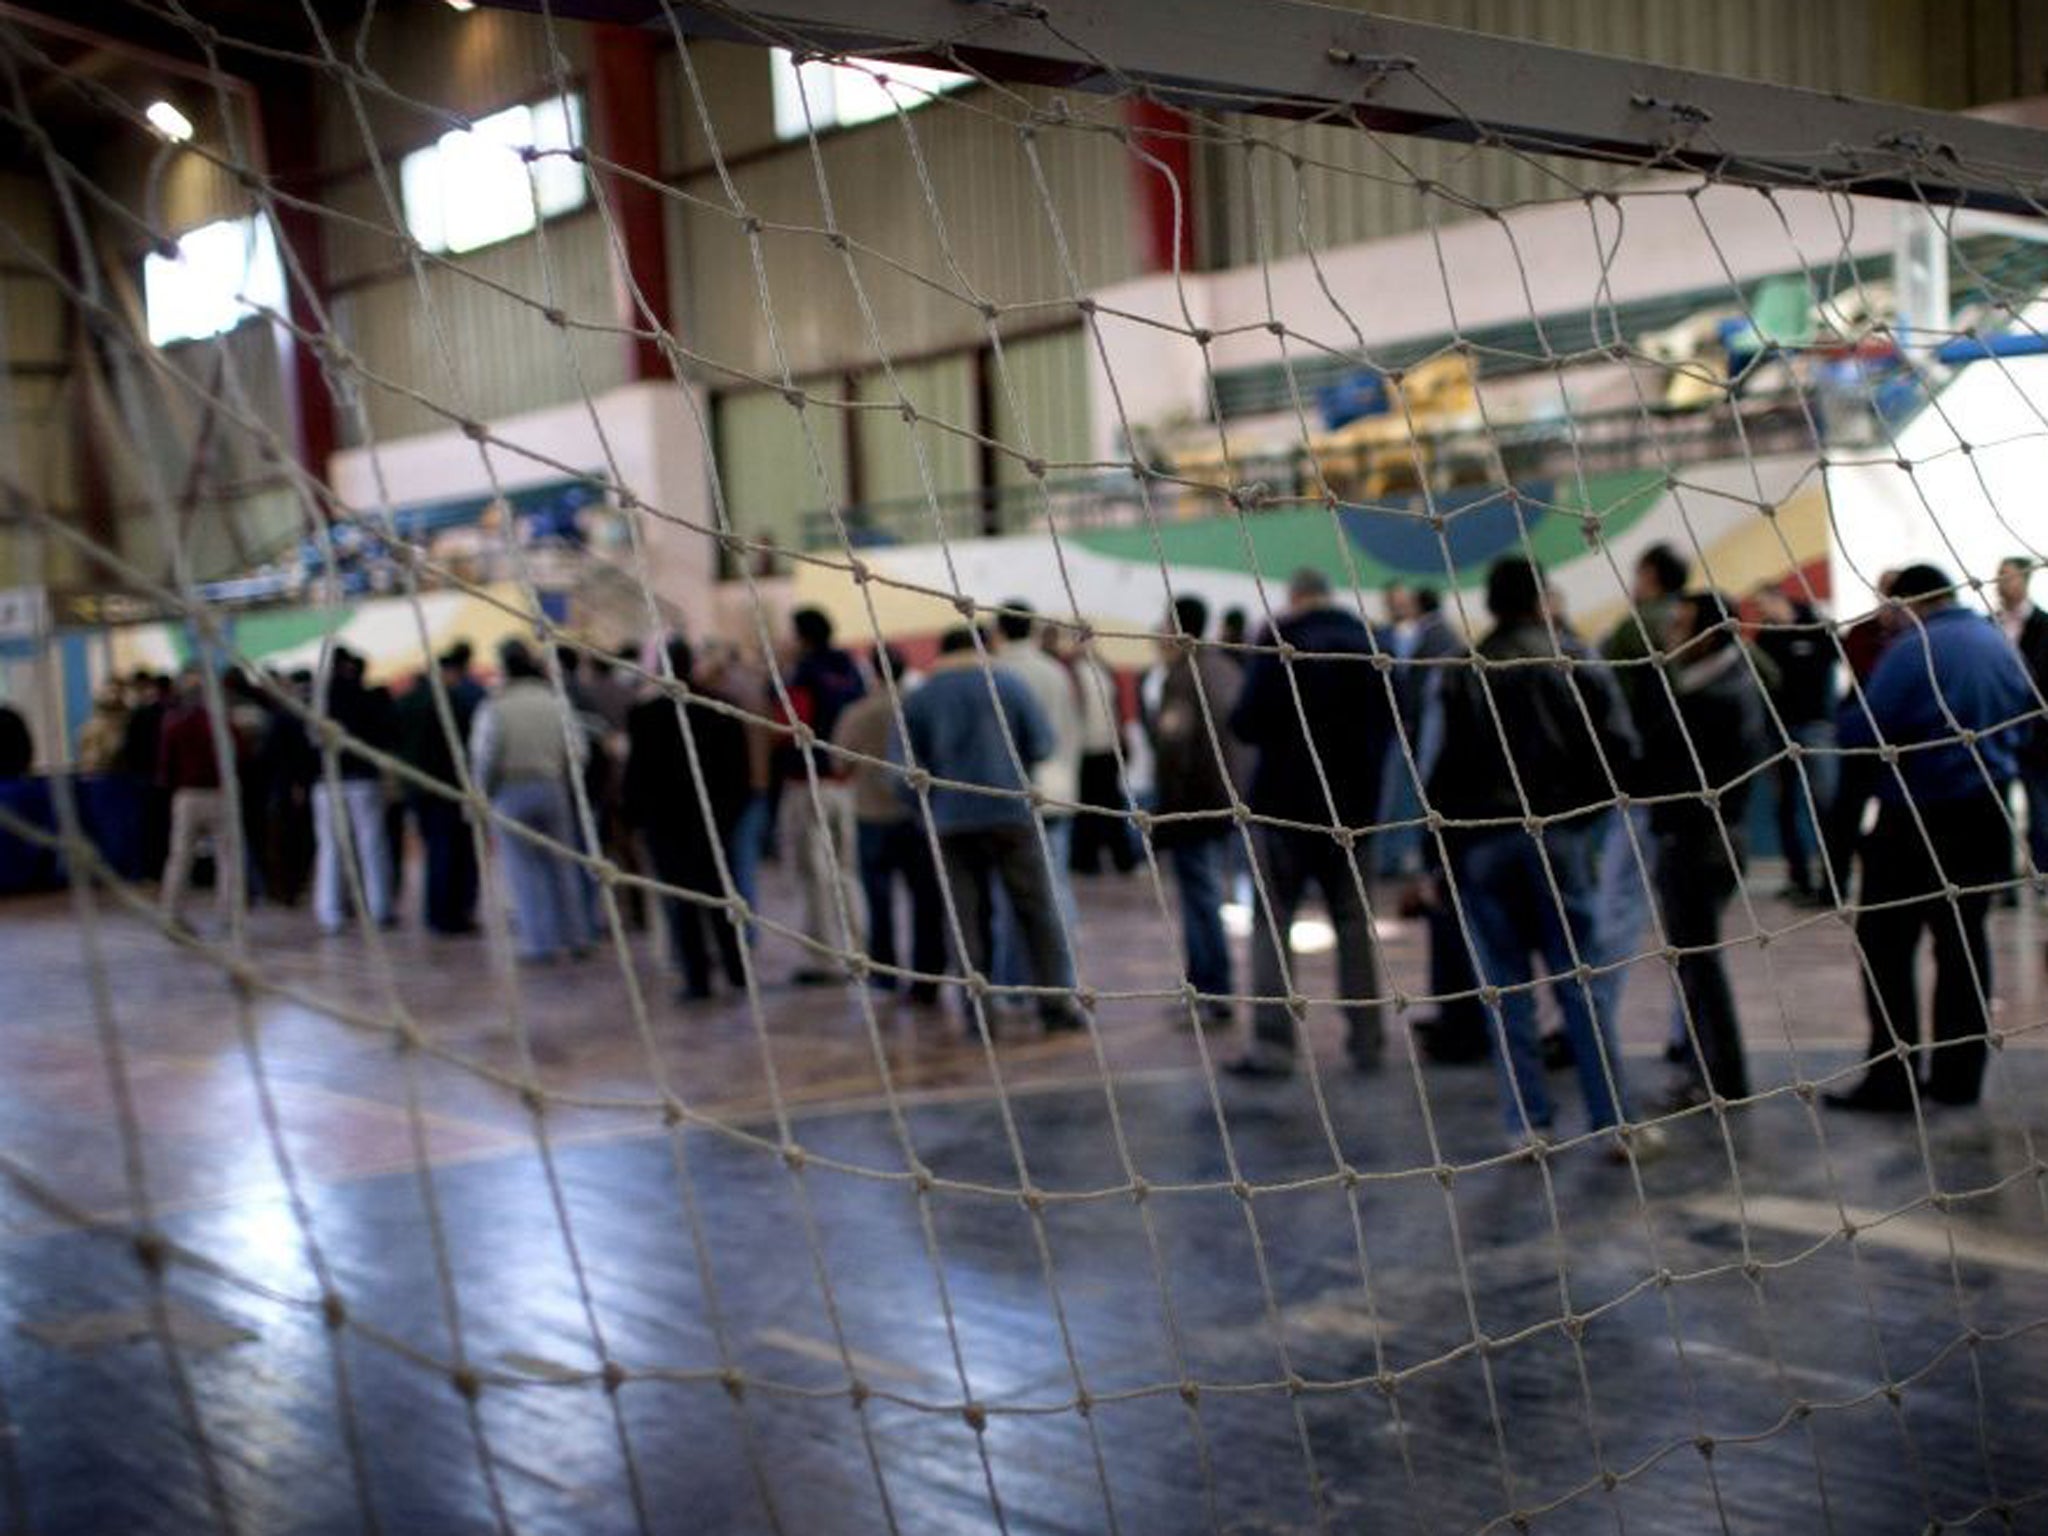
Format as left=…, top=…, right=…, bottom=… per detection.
left=790, top=457, right=1832, bottom=662
left=105, top=582, right=549, bottom=686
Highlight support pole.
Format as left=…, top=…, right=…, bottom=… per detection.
left=589, top=23, right=675, bottom=382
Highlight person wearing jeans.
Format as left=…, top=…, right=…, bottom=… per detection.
left=489, top=779, right=589, bottom=963
left=471, top=640, right=590, bottom=964
left=1454, top=821, right=1627, bottom=1134
left=313, top=778, right=393, bottom=933
left=834, top=652, right=947, bottom=1005
left=313, top=649, right=396, bottom=934
left=1431, top=557, right=1649, bottom=1146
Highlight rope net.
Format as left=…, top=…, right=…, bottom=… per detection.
left=1, top=1, right=2046, bottom=1531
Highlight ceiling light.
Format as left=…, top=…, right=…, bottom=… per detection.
left=443, top=0, right=477, bottom=11
left=145, top=100, right=194, bottom=142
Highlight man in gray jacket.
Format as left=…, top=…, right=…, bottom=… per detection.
left=471, top=639, right=589, bottom=963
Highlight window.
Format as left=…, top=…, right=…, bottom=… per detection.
left=143, top=215, right=287, bottom=347
left=399, top=94, right=586, bottom=256
left=769, top=49, right=969, bottom=140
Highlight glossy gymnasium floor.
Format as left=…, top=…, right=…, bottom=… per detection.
left=3, top=853, right=2046, bottom=1535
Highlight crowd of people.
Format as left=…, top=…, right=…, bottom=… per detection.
left=18, top=542, right=2044, bottom=1152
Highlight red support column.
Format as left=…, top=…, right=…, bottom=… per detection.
left=589, top=24, right=674, bottom=382
left=1124, top=98, right=1196, bottom=274
left=256, top=75, right=338, bottom=497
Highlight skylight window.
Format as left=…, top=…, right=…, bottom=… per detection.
left=769, top=49, right=969, bottom=140
left=142, top=215, right=286, bottom=347
left=399, top=94, right=586, bottom=256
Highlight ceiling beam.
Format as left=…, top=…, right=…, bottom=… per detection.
left=481, top=0, right=2048, bottom=215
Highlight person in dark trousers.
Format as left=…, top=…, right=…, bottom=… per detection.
left=1225, top=568, right=1397, bottom=1078
left=1145, top=595, right=1246, bottom=1029
left=625, top=637, right=750, bottom=1000
left=1820, top=568, right=1901, bottom=908
left=313, top=648, right=400, bottom=935
left=396, top=645, right=485, bottom=934
left=1751, top=582, right=1840, bottom=902
left=1638, top=591, right=1771, bottom=1108
left=257, top=670, right=317, bottom=907
left=1995, top=555, right=2048, bottom=881
left=0, top=703, right=29, bottom=777
left=1404, top=588, right=1491, bottom=1064
left=895, top=627, right=1083, bottom=1035
left=834, top=647, right=947, bottom=1007
left=119, top=672, right=174, bottom=876
left=1827, top=564, right=2034, bottom=1112
left=1431, top=558, right=1651, bottom=1151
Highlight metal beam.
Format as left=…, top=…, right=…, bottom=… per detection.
left=483, top=0, right=2048, bottom=216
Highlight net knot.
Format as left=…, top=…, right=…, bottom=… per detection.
left=961, top=1402, right=988, bottom=1433
left=662, top=1097, right=685, bottom=1127
left=1018, top=1186, right=1045, bottom=1214
left=1230, top=1178, right=1254, bottom=1203
left=1128, top=1176, right=1150, bottom=1204
left=1630, top=93, right=1714, bottom=127
left=322, top=1292, right=348, bottom=1330
left=848, top=1380, right=870, bottom=1408
left=601, top=1360, right=627, bottom=1394
left=722, top=1368, right=746, bottom=1401
left=132, top=1231, right=169, bottom=1275
left=520, top=1084, right=545, bottom=1116
left=1693, top=1433, right=1715, bottom=1458
left=781, top=1142, right=807, bottom=1171
left=1178, top=1380, right=1200, bottom=1406
left=451, top=1367, right=482, bottom=1402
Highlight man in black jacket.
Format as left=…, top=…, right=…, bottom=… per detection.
left=1430, top=558, right=1648, bottom=1149
left=1146, top=595, right=1246, bottom=1029
left=1752, top=582, right=1840, bottom=902
left=396, top=646, right=486, bottom=934
left=626, top=638, right=751, bottom=1001
left=1996, top=556, right=2048, bottom=882
left=1639, top=591, right=1771, bottom=1107
left=1226, top=569, right=1398, bottom=1078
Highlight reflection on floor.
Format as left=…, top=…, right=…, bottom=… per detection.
left=2, top=860, right=2045, bottom=1534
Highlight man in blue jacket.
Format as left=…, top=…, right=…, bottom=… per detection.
left=1828, top=563, right=2034, bottom=1111
left=896, top=627, right=1084, bottom=1035
left=1226, top=568, right=1399, bottom=1078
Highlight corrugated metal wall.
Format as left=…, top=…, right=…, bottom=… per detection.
left=714, top=383, right=850, bottom=555
left=990, top=328, right=1092, bottom=490
left=1, top=170, right=74, bottom=587
left=329, top=208, right=629, bottom=447
left=852, top=355, right=977, bottom=510
left=669, top=82, right=1138, bottom=382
